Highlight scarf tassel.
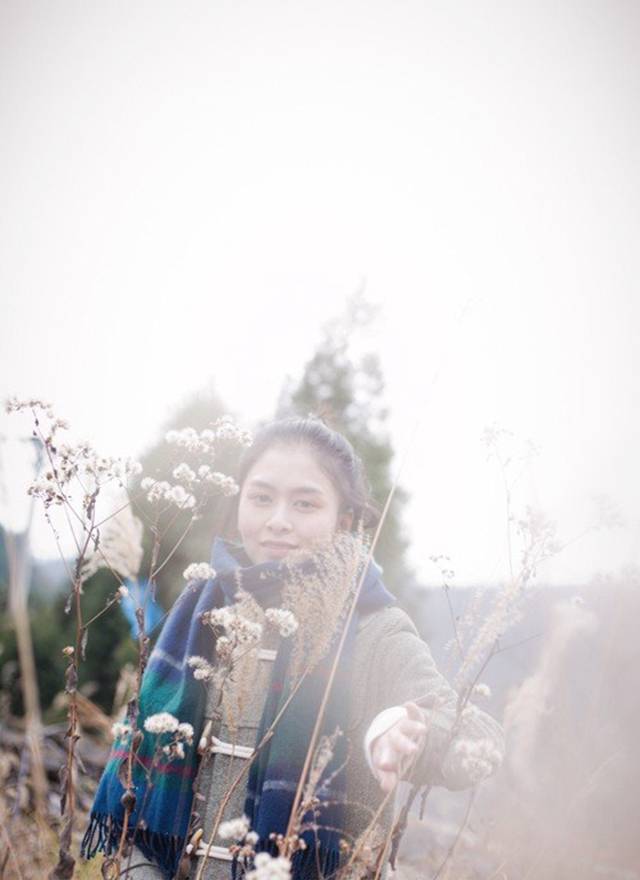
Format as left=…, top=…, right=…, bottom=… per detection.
left=81, top=812, right=184, bottom=879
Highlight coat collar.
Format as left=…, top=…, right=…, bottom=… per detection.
left=209, top=535, right=393, bottom=610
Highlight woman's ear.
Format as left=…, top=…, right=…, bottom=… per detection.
left=338, top=509, right=354, bottom=531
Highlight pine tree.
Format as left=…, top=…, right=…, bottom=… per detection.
left=276, top=292, right=417, bottom=605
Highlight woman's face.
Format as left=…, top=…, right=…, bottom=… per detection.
left=237, top=443, right=350, bottom=565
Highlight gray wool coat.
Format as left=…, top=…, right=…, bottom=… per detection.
left=127, top=604, right=504, bottom=879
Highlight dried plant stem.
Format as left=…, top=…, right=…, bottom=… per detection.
left=341, top=732, right=431, bottom=880
left=339, top=760, right=408, bottom=874
left=42, top=509, right=76, bottom=589
left=50, top=505, right=97, bottom=879
left=152, top=504, right=202, bottom=578
left=146, top=523, right=162, bottom=600
left=380, top=645, right=496, bottom=863
left=486, top=861, right=508, bottom=880
left=35, top=417, right=141, bottom=604
left=82, top=594, right=122, bottom=629
left=497, top=451, right=515, bottom=581
left=115, top=733, right=143, bottom=869
left=93, top=495, right=141, bottom=530
left=442, top=583, right=463, bottom=661
left=353, top=711, right=444, bottom=874
left=118, top=747, right=169, bottom=879
left=370, top=823, right=393, bottom=880
left=34, top=420, right=85, bottom=556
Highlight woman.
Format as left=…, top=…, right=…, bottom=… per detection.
left=83, top=417, right=504, bottom=880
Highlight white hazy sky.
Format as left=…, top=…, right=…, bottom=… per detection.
left=1, top=0, right=638, bottom=587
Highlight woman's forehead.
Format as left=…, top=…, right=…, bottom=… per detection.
left=243, top=444, right=335, bottom=494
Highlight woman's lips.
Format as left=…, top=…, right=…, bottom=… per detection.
left=260, top=541, right=298, bottom=558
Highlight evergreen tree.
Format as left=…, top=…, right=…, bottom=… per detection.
left=1, top=570, right=136, bottom=717
left=276, top=292, right=417, bottom=606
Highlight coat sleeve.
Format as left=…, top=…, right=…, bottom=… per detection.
left=366, top=606, right=505, bottom=791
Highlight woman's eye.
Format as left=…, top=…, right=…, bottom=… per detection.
left=250, top=493, right=272, bottom=504
left=295, top=499, right=316, bottom=510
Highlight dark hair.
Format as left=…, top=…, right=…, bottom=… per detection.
left=234, top=416, right=379, bottom=531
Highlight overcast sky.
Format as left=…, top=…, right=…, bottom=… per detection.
left=1, top=0, right=638, bottom=587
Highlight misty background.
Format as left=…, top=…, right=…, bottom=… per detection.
left=1, top=0, right=638, bottom=587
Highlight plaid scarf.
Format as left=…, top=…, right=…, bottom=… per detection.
left=82, top=537, right=394, bottom=879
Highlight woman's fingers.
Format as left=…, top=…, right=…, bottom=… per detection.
left=376, top=767, right=398, bottom=793
left=393, top=718, right=427, bottom=740
left=387, top=727, right=420, bottom=757
left=404, top=701, right=425, bottom=723
left=371, top=706, right=428, bottom=792
left=372, top=726, right=426, bottom=769
left=372, top=738, right=401, bottom=772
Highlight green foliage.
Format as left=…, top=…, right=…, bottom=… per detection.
left=276, top=291, right=417, bottom=606
left=75, top=571, right=139, bottom=709
left=1, top=570, right=136, bottom=717
left=1, top=594, right=61, bottom=717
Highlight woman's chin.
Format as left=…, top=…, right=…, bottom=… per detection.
left=262, top=550, right=293, bottom=562
left=257, top=545, right=305, bottom=564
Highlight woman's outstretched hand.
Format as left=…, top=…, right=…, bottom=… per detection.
left=370, top=702, right=427, bottom=793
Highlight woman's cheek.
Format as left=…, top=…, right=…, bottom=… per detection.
left=305, top=516, right=339, bottom=545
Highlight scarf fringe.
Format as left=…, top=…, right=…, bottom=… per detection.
left=83, top=815, right=340, bottom=880
left=81, top=812, right=184, bottom=879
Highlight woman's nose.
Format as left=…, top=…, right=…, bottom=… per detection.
left=265, top=503, right=293, bottom=533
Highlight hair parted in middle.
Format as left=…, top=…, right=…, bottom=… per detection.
left=230, top=415, right=380, bottom=534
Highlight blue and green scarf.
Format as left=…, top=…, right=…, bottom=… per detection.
left=82, top=537, right=394, bottom=879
